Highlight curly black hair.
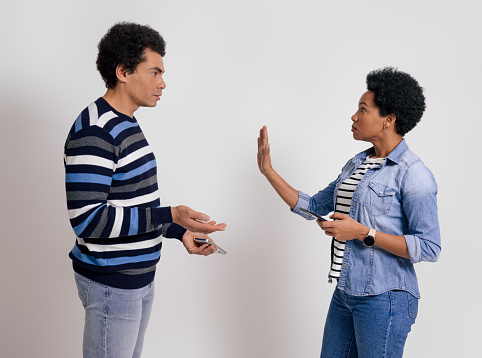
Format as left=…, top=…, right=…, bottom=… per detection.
left=366, top=67, right=426, bottom=136
left=96, top=22, right=166, bottom=89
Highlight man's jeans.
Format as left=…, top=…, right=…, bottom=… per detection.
left=74, top=272, right=155, bottom=358
left=321, top=287, right=418, bottom=358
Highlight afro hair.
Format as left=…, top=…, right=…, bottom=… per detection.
left=366, top=67, right=426, bottom=136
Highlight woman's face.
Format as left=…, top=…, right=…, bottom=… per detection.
left=351, top=90, right=387, bottom=142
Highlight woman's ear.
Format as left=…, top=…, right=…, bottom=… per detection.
left=384, top=114, right=396, bottom=129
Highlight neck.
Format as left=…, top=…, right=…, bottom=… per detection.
left=371, top=135, right=403, bottom=158
left=103, top=87, right=138, bottom=118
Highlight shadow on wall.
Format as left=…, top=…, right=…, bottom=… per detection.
left=1, top=91, right=83, bottom=357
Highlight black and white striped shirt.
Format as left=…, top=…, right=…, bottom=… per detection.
left=328, top=156, right=385, bottom=280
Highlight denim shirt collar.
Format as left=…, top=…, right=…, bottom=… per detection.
left=353, top=139, right=408, bottom=165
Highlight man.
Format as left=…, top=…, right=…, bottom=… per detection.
left=64, top=22, right=226, bottom=358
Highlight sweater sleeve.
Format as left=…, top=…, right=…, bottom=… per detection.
left=64, top=125, right=184, bottom=239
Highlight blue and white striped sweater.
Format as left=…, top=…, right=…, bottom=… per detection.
left=64, top=97, right=186, bottom=289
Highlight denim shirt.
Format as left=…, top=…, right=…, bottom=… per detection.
left=292, top=139, right=441, bottom=298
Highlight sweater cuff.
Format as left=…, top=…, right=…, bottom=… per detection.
left=162, top=223, right=187, bottom=240
left=152, top=206, right=173, bottom=228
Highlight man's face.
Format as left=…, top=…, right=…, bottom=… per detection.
left=125, top=49, right=166, bottom=108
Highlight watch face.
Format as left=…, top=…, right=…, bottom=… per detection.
left=364, top=235, right=375, bottom=247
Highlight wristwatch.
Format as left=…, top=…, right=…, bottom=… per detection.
left=363, top=228, right=376, bottom=247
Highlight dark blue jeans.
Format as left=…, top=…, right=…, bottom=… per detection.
left=321, top=288, right=418, bottom=358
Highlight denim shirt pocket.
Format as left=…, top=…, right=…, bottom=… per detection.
left=365, top=182, right=397, bottom=216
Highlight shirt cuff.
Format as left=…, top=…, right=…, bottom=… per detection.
left=290, top=191, right=315, bottom=220
left=404, top=234, right=421, bottom=263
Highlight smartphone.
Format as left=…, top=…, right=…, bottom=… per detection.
left=299, top=207, right=328, bottom=221
left=194, top=238, right=227, bottom=255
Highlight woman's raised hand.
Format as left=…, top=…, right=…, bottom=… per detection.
left=257, top=126, right=273, bottom=176
left=257, top=125, right=298, bottom=208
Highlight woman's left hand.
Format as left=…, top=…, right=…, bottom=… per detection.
left=317, top=212, right=368, bottom=242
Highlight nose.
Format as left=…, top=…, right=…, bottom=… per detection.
left=158, top=77, right=166, bottom=90
left=351, top=111, right=358, bottom=122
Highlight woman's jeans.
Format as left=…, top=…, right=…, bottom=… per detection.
left=74, top=272, right=155, bottom=358
left=321, top=287, right=418, bottom=358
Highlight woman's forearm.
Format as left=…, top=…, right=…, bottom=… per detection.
left=354, top=224, right=410, bottom=259
left=263, top=168, right=299, bottom=210
left=372, top=231, right=410, bottom=259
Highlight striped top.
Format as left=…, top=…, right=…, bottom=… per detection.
left=64, top=97, right=186, bottom=289
left=328, top=156, right=385, bottom=280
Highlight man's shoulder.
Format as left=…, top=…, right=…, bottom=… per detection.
left=68, top=98, right=137, bottom=143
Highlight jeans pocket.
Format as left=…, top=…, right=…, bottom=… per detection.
left=407, top=292, right=419, bottom=320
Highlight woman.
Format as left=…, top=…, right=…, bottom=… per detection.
left=257, top=67, right=441, bottom=357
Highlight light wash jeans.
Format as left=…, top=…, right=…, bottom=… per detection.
left=74, top=272, right=155, bottom=358
left=321, top=288, right=418, bottom=358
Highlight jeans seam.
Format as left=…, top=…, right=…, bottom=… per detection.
left=83, top=276, right=91, bottom=308
left=346, top=333, right=356, bottom=358
left=408, top=293, right=417, bottom=320
left=382, top=291, right=393, bottom=358
left=103, top=286, right=108, bottom=358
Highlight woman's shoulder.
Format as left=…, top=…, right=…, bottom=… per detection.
left=399, top=149, right=438, bottom=192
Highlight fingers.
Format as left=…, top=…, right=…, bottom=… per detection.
left=191, top=209, right=210, bottom=222
left=188, top=243, right=209, bottom=255
left=183, top=231, right=217, bottom=256
left=331, top=212, right=348, bottom=220
left=317, top=219, right=335, bottom=236
left=191, top=242, right=216, bottom=256
left=176, top=206, right=227, bottom=233
left=199, top=243, right=217, bottom=256
left=173, top=205, right=210, bottom=224
left=261, top=125, right=268, bottom=145
left=258, top=126, right=269, bottom=146
left=192, top=222, right=226, bottom=234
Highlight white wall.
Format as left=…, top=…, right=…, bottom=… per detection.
left=1, top=0, right=480, bottom=357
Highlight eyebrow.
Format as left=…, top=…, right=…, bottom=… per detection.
left=359, top=101, right=369, bottom=107
left=149, top=66, right=164, bottom=74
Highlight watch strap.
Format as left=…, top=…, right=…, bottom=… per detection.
left=363, top=228, right=376, bottom=247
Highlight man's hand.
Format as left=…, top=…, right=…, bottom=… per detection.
left=317, top=212, right=368, bottom=242
left=172, top=205, right=227, bottom=234
left=182, top=231, right=217, bottom=256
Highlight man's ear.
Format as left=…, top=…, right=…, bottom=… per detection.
left=115, top=64, right=129, bottom=84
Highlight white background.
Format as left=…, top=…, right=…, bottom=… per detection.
left=1, top=0, right=480, bottom=357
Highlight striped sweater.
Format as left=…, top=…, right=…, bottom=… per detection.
left=64, top=97, right=186, bottom=289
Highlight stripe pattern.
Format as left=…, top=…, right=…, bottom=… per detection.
left=329, top=156, right=385, bottom=280
left=64, top=98, right=186, bottom=289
